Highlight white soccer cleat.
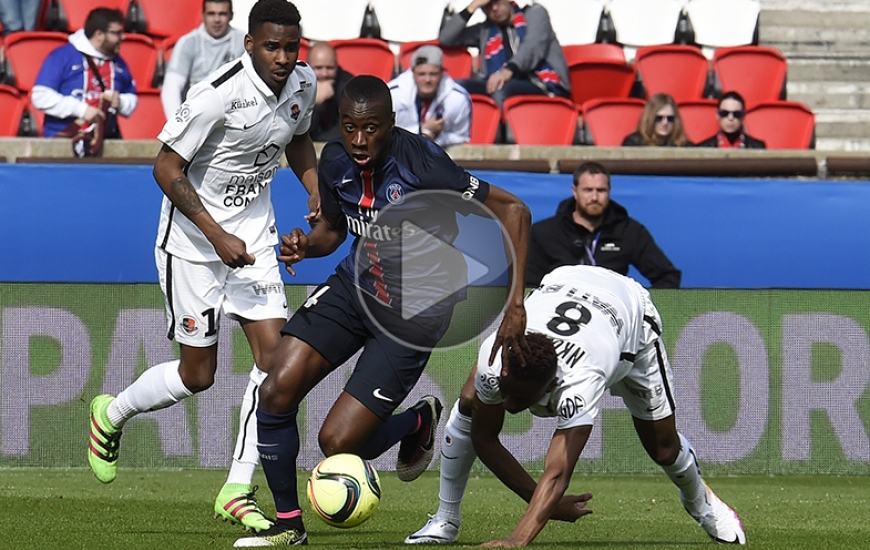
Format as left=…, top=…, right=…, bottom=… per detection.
left=690, top=485, right=746, bottom=545
left=405, top=515, right=459, bottom=545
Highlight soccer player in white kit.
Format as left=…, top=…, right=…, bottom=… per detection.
left=407, top=265, right=747, bottom=546
left=87, top=0, right=317, bottom=534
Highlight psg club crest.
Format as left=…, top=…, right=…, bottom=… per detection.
left=290, top=103, right=301, bottom=121
left=386, top=183, right=404, bottom=204
left=180, top=316, right=198, bottom=335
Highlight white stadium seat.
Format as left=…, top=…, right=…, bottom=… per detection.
left=533, top=0, right=608, bottom=46
left=292, top=0, right=370, bottom=41
left=685, top=0, right=760, bottom=49
left=608, top=0, right=685, bottom=48
left=369, top=0, right=451, bottom=43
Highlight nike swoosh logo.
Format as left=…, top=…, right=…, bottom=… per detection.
left=372, top=388, right=394, bottom=402
left=71, top=64, right=82, bottom=70
left=646, top=404, right=663, bottom=412
left=340, top=176, right=353, bottom=184
left=243, top=123, right=256, bottom=130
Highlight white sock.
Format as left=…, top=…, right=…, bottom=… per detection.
left=435, top=400, right=476, bottom=525
left=224, top=365, right=267, bottom=486
left=661, top=433, right=709, bottom=516
left=107, top=360, right=193, bottom=428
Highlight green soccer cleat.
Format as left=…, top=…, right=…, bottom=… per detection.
left=215, top=483, right=274, bottom=532
left=88, top=394, right=122, bottom=483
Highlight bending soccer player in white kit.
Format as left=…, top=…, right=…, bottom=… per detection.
left=406, top=265, right=746, bottom=547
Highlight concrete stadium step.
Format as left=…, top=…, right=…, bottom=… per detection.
left=812, top=109, right=870, bottom=151
left=785, top=56, right=870, bottom=83
left=787, top=82, right=870, bottom=110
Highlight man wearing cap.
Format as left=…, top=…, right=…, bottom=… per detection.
left=388, top=45, right=471, bottom=148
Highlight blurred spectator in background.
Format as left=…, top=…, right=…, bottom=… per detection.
left=388, top=45, right=471, bottom=148
left=160, top=0, right=246, bottom=120
left=307, top=41, right=353, bottom=142
left=439, top=0, right=570, bottom=107
left=32, top=7, right=137, bottom=139
left=0, top=0, right=40, bottom=36
left=696, top=91, right=766, bottom=149
left=526, top=161, right=681, bottom=288
left=623, top=93, right=691, bottom=147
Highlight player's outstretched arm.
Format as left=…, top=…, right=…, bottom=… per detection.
left=481, top=185, right=531, bottom=368
left=480, top=425, right=593, bottom=548
left=153, top=144, right=254, bottom=268
left=284, top=131, right=319, bottom=219
left=471, top=397, right=540, bottom=503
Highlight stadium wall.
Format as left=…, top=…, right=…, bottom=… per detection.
left=1, top=163, right=869, bottom=474
left=2, top=163, right=869, bottom=288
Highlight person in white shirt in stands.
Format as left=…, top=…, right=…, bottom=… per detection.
left=388, top=45, right=471, bottom=148
left=161, top=0, right=247, bottom=119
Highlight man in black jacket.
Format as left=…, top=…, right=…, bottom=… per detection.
left=526, top=161, right=681, bottom=288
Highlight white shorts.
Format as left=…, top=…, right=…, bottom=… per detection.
left=608, top=292, right=677, bottom=422
left=155, top=245, right=288, bottom=347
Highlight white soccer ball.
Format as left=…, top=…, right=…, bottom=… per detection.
left=306, top=453, right=381, bottom=528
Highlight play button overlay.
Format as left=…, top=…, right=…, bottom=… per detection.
left=353, top=189, right=517, bottom=351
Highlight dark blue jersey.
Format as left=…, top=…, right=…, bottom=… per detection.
left=318, top=128, right=490, bottom=318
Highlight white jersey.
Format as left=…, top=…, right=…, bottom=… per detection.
left=156, top=54, right=316, bottom=262
left=476, top=265, right=653, bottom=430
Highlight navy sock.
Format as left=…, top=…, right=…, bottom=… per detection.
left=257, top=407, right=301, bottom=516
left=355, top=408, right=418, bottom=460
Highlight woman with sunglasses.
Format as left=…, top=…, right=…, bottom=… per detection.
left=622, top=93, right=692, bottom=147
left=696, top=91, right=766, bottom=149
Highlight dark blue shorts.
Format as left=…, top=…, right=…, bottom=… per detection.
left=282, top=271, right=452, bottom=419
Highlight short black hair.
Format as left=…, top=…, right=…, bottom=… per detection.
left=719, top=91, right=746, bottom=111
left=248, top=0, right=301, bottom=34
left=506, top=333, right=557, bottom=384
left=203, top=0, right=233, bottom=10
left=573, top=161, right=610, bottom=187
left=341, top=75, right=393, bottom=113
left=84, top=7, right=124, bottom=38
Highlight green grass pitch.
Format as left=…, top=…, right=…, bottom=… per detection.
left=2, top=469, right=868, bottom=549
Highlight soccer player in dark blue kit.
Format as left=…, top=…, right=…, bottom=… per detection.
left=234, top=75, right=531, bottom=547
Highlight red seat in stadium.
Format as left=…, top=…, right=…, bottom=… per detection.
left=713, top=45, right=787, bottom=110
left=678, top=99, right=720, bottom=144
left=580, top=97, right=646, bottom=146
left=3, top=31, right=70, bottom=91
left=634, top=44, right=710, bottom=103
left=328, top=38, right=396, bottom=82
left=117, top=89, right=166, bottom=139
left=130, top=0, right=201, bottom=41
left=398, top=40, right=474, bottom=80
left=503, top=95, right=578, bottom=145
left=119, top=33, right=161, bottom=91
left=744, top=101, right=815, bottom=149
left=469, top=93, right=500, bottom=144
left=561, top=43, right=626, bottom=65
left=52, top=0, right=127, bottom=32
left=567, top=58, right=636, bottom=108
left=0, top=84, right=26, bottom=136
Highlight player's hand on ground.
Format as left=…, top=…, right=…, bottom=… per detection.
left=212, top=232, right=255, bottom=268
left=490, top=302, right=529, bottom=369
left=551, top=492, right=594, bottom=522
left=479, top=537, right=526, bottom=548
left=278, top=228, right=308, bottom=276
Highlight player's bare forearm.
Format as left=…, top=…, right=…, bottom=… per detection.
left=471, top=400, right=539, bottom=503
left=482, top=185, right=531, bottom=365
left=154, top=145, right=221, bottom=239
left=285, top=133, right=318, bottom=193
left=285, top=133, right=320, bottom=218
left=304, top=214, right=346, bottom=257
